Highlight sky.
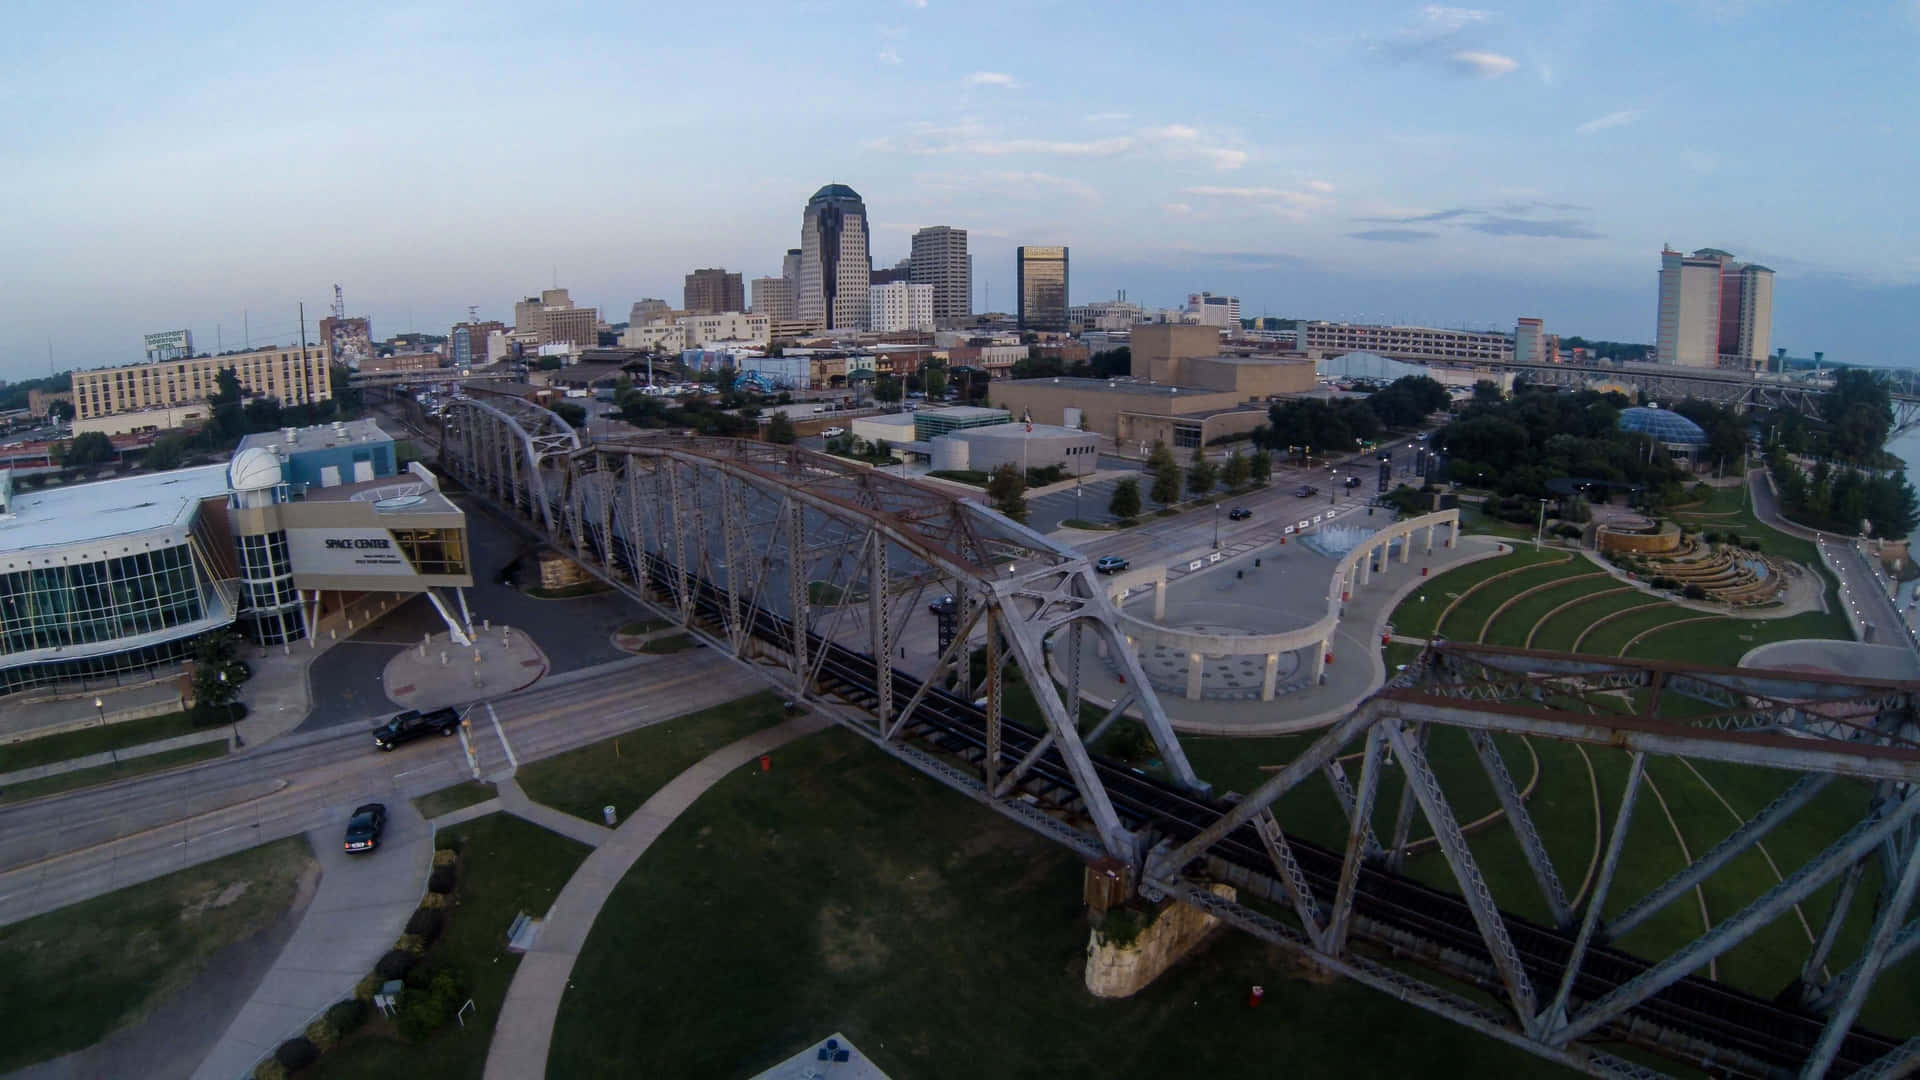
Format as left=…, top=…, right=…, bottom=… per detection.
left=2, top=0, right=1917, bottom=381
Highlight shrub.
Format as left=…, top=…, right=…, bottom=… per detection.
left=274, top=1037, right=318, bottom=1071
left=1095, top=905, right=1158, bottom=949
left=253, top=1062, right=288, bottom=1080
left=397, top=970, right=467, bottom=1042
left=305, top=1017, right=337, bottom=1053
left=432, top=849, right=459, bottom=869
left=406, top=907, right=444, bottom=941
left=326, top=998, right=369, bottom=1034
left=1651, top=576, right=1678, bottom=591
left=354, top=974, right=383, bottom=1002
left=419, top=891, right=450, bottom=910
left=428, top=865, right=456, bottom=894
left=1682, top=584, right=1709, bottom=601
left=375, top=949, right=416, bottom=980
left=1742, top=538, right=1761, bottom=551
left=396, top=933, right=428, bottom=956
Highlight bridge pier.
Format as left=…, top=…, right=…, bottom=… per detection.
left=1084, top=882, right=1238, bottom=999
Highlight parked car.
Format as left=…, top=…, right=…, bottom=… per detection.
left=1293, top=485, right=1318, bottom=497
left=1344, top=475, right=1363, bottom=489
left=811, top=406, right=826, bottom=413
left=928, top=595, right=956, bottom=615
left=821, top=426, right=846, bottom=438
left=343, top=803, right=388, bottom=853
left=372, top=707, right=459, bottom=751
left=1094, top=556, right=1130, bottom=574
left=1228, top=507, right=1252, bottom=521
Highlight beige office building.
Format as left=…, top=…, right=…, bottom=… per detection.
left=751, top=276, right=795, bottom=323
left=990, top=377, right=1268, bottom=451
left=1298, top=322, right=1512, bottom=363
left=73, top=345, right=332, bottom=422
left=1656, top=247, right=1774, bottom=369
left=514, top=288, right=599, bottom=349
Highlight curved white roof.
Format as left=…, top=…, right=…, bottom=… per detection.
left=229, top=446, right=284, bottom=491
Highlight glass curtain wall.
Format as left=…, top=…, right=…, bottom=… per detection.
left=235, top=529, right=305, bottom=645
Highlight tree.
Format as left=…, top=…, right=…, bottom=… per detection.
left=873, top=374, right=903, bottom=403
left=189, top=630, right=245, bottom=723
left=921, top=362, right=948, bottom=399
left=1147, top=442, right=1181, bottom=505
left=614, top=374, right=634, bottom=402
left=56, top=430, right=115, bottom=466
left=537, top=355, right=564, bottom=371
left=1186, top=446, right=1216, bottom=497
left=765, top=412, right=797, bottom=444
left=45, top=399, right=74, bottom=423
left=1471, top=380, right=1504, bottom=405
left=1822, top=368, right=1893, bottom=463
left=986, top=463, right=1028, bottom=523
left=551, top=401, right=587, bottom=428
left=1222, top=450, right=1251, bottom=490
left=1250, top=448, right=1273, bottom=484
left=1108, top=477, right=1142, bottom=521
left=145, top=433, right=191, bottom=471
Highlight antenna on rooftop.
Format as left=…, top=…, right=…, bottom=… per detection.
left=467, top=305, right=479, bottom=324
left=332, top=284, right=345, bottom=320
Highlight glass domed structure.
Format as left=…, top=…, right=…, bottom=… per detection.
left=1618, top=406, right=1708, bottom=446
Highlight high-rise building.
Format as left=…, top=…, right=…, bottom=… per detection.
left=513, top=287, right=597, bottom=349
left=1513, top=317, right=1558, bottom=365
left=910, top=226, right=971, bottom=323
left=1016, top=246, right=1069, bottom=333
left=72, top=344, right=331, bottom=422
left=870, top=258, right=913, bottom=286
left=143, top=330, right=193, bottom=363
left=683, top=268, right=745, bottom=315
left=630, top=298, right=672, bottom=325
left=796, top=184, right=871, bottom=331
left=782, top=248, right=803, bottom=284
left=449, top=321, right=506, bottom=367
left=1656, top=247, right=1774, bottom=369
left=1186, top=292, right=1240, bottom=327
left=751, top=276, right=795, bottom=322
left=869, top=283, right=935, bottom=333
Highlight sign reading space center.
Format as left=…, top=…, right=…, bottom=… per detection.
left=287, top=527, right=416, bottom=580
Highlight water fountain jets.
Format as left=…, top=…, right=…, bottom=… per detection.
left=1303, top=524, right=1379, bottom=558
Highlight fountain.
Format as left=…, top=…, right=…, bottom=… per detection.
left=1303, top=524, right=1379, bottom=558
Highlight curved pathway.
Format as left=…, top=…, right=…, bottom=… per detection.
left=482, top=713, right=827, bottom=1080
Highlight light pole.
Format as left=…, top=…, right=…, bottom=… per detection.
left=1329, top=473, right=1339, bottom=505
left=1535, top=498, right=1549, bottom=551
left=93, top=697, right=104, bottom=726
left=1212, top=501, right=1220, bottom=549
left=221, top=670, right=242, bottom=748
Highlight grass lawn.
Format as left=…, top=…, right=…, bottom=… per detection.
left=1624, top=609, right=1854, bottom=668
left=310, top=814, right=591, bottom=1080
left=1384, top=546, right=1562, bottom=640
left=1529, top=590, right=1664, bottom=653
left=638, top=632, right=697, bottom=654
left=516, top=690, right=787, bottom=823
left=1476, top=574, right=1617, bottom=649
left=412, top=780, right=497, bottom=820
left=549, top=726, right=1571, bottom=1079
left=1461, top=499, right=1539, bottom=540
left=0, top=742, right=226, bottom=805
left=0, top=836, right=314, bottom=1073
left=1437, top=557, right=1583, bottom=643
left=0, top=708, right=212, bottom=773
left=615, top=617, right=670, bottom=637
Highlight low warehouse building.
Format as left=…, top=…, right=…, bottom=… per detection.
left=989, top=377, right=1268, bottom=452
left=931, top=423, right=1098, bottom=477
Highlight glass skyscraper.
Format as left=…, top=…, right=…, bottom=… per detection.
left=1017, top=246, right=1069, bottom=332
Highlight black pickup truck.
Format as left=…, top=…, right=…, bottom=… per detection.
left=372, top=707, right=460, bottom=751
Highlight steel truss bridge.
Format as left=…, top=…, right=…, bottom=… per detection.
left=439, top=390, right=1920, bottom=1079
left=1468, top=359, right=1920, bottom=437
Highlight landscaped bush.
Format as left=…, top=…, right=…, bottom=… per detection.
left=405, top=907, right=444, bottom=942
left=1742, top=538, right=1761, bottom=551
left=432, top=849, right=459, bottom=869
left=396, top=933, right=428, bottom=956
left=354, top=974, right=382, bottom=1002
left=1682, top=584, right=1708, bottom=601
left=325, top=998, right=369, bottom=1035
left=427, top=865, right=456, bottom=894
left=252, top=1061, right=287, bottom=1080
left=273, top=1036, right=317, bottom=1070
left=1553, top=524, right=1583, bottom=540
left=419, top=891, right=450, bottom=910
left=1651, top=576, right=1678, bottom=591
left=397, top=969, right=467, bottom=1042
left=305, top=1017, right=337, bottom=1053
left=375, top=949, right=416, bottom=980
left=1095, top=905, right=1158, bottom=949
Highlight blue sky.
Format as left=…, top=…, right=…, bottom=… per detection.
left=2, top=0, right=1916, bottom=379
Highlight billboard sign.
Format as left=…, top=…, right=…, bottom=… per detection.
left=326, top=318, right=374, bottom=370
left=144, top=329, right=193, bottom=361
left=287, top=527, right=415, bottom=580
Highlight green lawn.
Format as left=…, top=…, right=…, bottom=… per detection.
left=0, top=742, right=227, bottom=805
left=516, top=690, right=786, bottom=823
left=0, top=836, right=314, bottom=1073
left=1385, top=546, right=1562, bottom=640
left=639, top=632, right=697, bottom=654
left=615, top=617, right=671, bottom=637
left=1460, top=499, right=1540, bottom=540
left=1624, top=609, right=1856, bottom=668
left=311, top=814, right=591, bottom=1079
left=1478, top=574, right=1617, bottom=648
left=549, top=726, right=1573, bottom=1079
left=412, top=780, right=497, bottom=821
left=1437, top=557, right=1585, bottom=643
left=0, top=708, right=212, bottom=773
left=1529, top=590, right=1664, bottom=653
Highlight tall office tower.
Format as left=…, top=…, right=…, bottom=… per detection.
left=1513, top=317, right=1550, bottom=364
left=449, top=321, right=506, bottom=366
left=1185, top=292, right=1240, bottom=327
left=631, top=298, right=672, bottom=325
left=910, top=226, right=971, bottom=323
left=1016, top=246, right=1069, bottom=332
left=782, top=248, right=802, bottom=284
left=868, top=282, right=935, bottom=333
left=796, top=184, right=871, bottom=331
left=751, top=276, right=795, bottom=322
left=1656, top=247, right=1774, bottom=368
left=683, top=268, right=745, bottom=315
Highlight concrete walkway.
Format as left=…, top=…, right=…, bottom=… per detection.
left=495, top=778, right=611, bottom=849
left=193, top=802, right=432, bottom=1080
left=482, top=714, right=828, bottom=1080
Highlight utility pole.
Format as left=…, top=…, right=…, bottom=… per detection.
left=298, top=302, right=307, bottom=361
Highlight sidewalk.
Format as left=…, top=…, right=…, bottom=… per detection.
left=0, top=680, right=185, bottom=742
left=192, top=803, right=433, bottom=1080
left=482, top=713, right=828, bottom=1080
left=0, top=726, right=231, bottom=788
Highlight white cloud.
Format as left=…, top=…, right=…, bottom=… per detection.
left=904, top=0, right=927, bottom=7
left=983, top=171, right=1101, bottom=202
left=1164, top=202, right=1193, bottom=216
left=1450, top=50, right=1518, bottom=77
left=1140, top=124, right=1248, bottom=170
left=1421, top=5, right=1493, bottom=31
left=877, top=48, right=901, bottom=65
left=1142, top=124, right=1201, bottom=140
left=976, top=137, right=1134, bottom=156
left=1084, top=111, right=1131, bottom=123
left=1575, top=109, right=1641, bottom=134
left=877, top=25, right=907, bottom=39
left=1183, top=185, right=1293, bottom=199
left=1306, top=180, right=1336, bottom=193
left=965, top=71, right=1019, bottom=88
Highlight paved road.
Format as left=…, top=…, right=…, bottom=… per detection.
left=1747, top=467, right=1916, bottom=650
left=0, top=649, right=750, bottom=928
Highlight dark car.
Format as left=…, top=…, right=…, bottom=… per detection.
left=344, top=802, right=387, bottom=853
left=1344, top=475, right=1363, bottom=489
left=1228, top=507, right=1252, bottom=521
left=1293, top=485, right=1318, bottom=497
left=929, top=595, right=956, bottom=615
left=1094, top=556, right=1130, bottom=574
left=372, top=707, right=460, bottom=751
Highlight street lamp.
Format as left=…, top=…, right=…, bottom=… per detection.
left=93, top=697, right=104, bottom=725
left=1212, top=501, right=1221, bottom=550
left=1535, top=498, right=1550, bottom=551
left=221, top=670, right=242, bottom=748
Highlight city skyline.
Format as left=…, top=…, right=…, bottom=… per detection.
left=4, top=0, right=1918, bottom=380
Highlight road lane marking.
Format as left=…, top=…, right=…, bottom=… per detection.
left=487, top=703, right=518, bottom=772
